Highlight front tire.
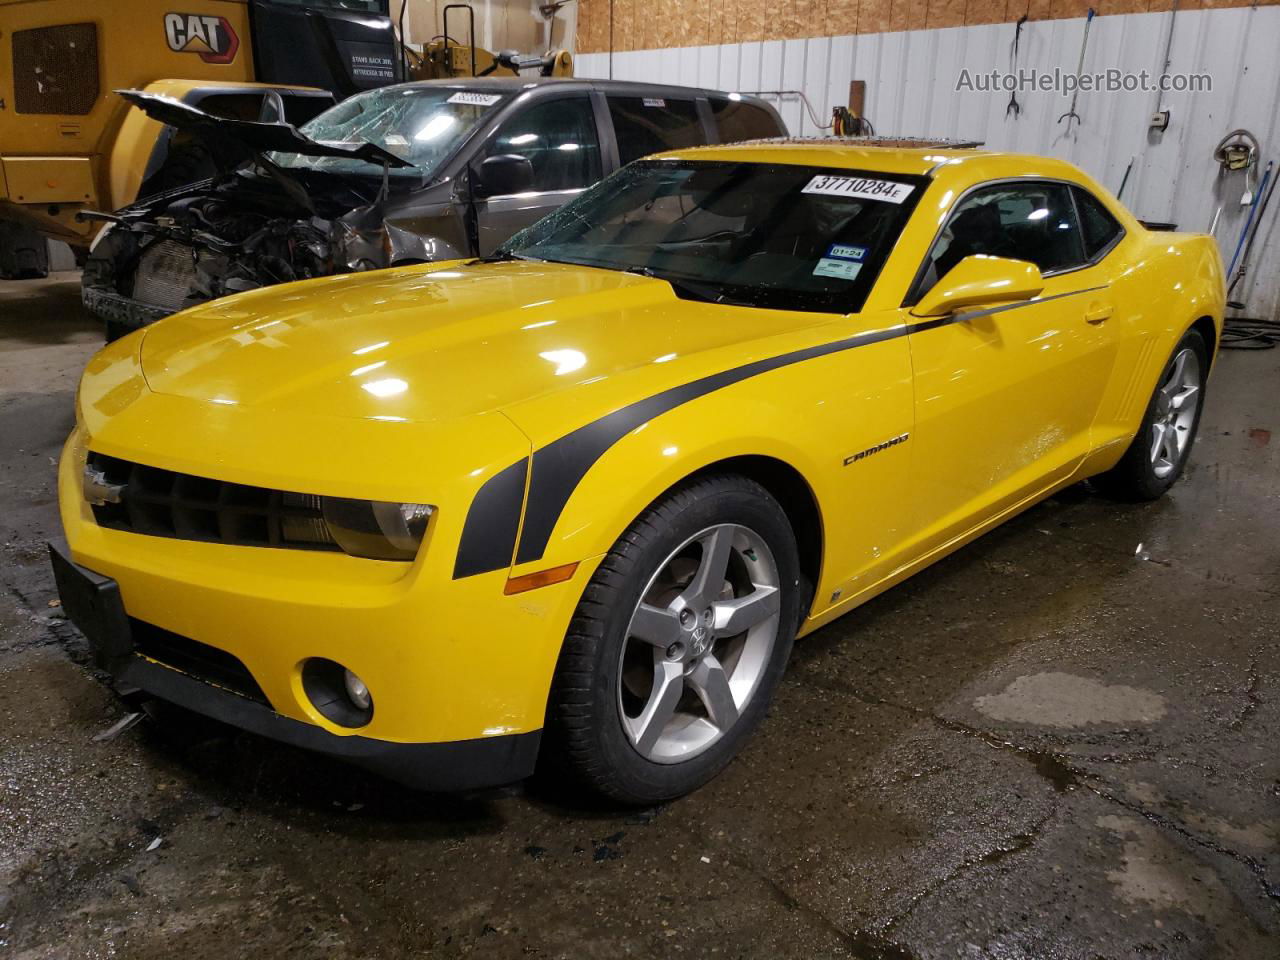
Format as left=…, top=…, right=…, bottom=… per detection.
left=545, top=475, right=803, bottom=804
left=1096, top=328, right=1209, bottom=500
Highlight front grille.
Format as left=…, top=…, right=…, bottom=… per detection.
left=131, top=240, right=199, bottom=313
left=131, top=618, right=269, bottom=705
left=88, top=452, right=342, bottom=552
left=13, top=23, right=99, bottom=116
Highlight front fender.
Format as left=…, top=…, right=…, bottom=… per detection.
left=512, top=402, right=829, bottom=577
left=494, top=316, right=917, bottom=608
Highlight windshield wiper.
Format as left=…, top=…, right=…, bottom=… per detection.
left=477, top=248, right=537, bottom=264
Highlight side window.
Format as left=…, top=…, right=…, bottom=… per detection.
left=709, top=96, right=782, bottom=144
left=486, top=97, right=602, bottom=193
left=1073, top=186, right=1124, bottom=260
left=918, top=181, right=1086, bottom=293
left=606, top=96, right=706, bottom=165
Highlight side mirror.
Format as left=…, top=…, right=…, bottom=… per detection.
left=912, top=255, right=1045, bottom=318
left=473, top=153, right=535, bottom=199
left=257, top=90, right=287, bottom=124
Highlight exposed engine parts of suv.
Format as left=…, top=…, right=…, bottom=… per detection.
left=81, top=78, right=786, bottom=340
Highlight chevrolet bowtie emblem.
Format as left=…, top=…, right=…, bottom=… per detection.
left=83, top=465, right=125, bottom=506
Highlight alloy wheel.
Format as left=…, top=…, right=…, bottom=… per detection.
left=1150, top=347, right=1200, bottom=479
left=617, top=523, right=781, bottom=764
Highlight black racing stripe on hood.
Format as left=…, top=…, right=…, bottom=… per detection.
left=452, top=458, right=528, bottom=579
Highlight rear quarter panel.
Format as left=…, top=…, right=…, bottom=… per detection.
left=1080, top=228, right=1224, bottom=476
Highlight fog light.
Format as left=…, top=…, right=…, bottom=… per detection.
left=343, top=669, right=371, bottom=710
left=301, top=658, right=374, bottom=728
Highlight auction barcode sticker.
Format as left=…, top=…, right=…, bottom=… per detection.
left=447, top=92, right=503, bottom=106
left=802, top=175, right=914, bottom=204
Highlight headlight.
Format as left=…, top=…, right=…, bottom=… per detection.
left=320, top=498, right=434, bottom=561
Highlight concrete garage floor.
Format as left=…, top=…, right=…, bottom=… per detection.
left=1, top=273, right=1277, bottom=959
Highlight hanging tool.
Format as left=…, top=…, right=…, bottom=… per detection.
left=1006, top=14, right=1028, bottom=119
left=1150, top=0, right=1179, bottom=132
left=1226, top=159, right=1271, bottom=282
left=1222, top=163, right=1279, bottom=349
left=1208, top=129, right=1259, bottom=233
left=831, top=106, right=874, bottom=137
left=1058, top=8, right=1096, bottom=134
left=1226, top=159, right=1274, bottom=296
left=1116, top=155, right=1135, bottom=203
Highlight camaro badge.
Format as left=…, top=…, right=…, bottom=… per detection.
left=844, top=433, right=909, bottom=466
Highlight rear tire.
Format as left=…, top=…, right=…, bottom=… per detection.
left=0, top=220, right=50, bottom=280
left=545, top=474, right=802, bottom=804
left=1095, top=328, right=1208, bottom=501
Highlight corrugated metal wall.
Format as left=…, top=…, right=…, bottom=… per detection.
left=577, top=6, right=1280, bottom=320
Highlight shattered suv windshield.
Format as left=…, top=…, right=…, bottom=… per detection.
left=272, top=86, right=509, bottom=179
left=502, top=160, right=925, bottom=314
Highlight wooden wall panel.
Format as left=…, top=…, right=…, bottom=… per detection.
left=859, top=0, right=893, bottom=32
left=743, top=0, right=772, bottom=42
left=927, top=0, right=968, bottom=28
left=574, top=0, right=1280, bottom=53
left=1026, top=0, right=1054, bottom=20
left=826, top=0, right=862, bottom=36
left=967, top=0, right=1011, bottom=26
left=896, top=2, right=926, bottom=31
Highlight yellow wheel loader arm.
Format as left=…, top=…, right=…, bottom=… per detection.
left=0, top=0, right=259, bottom=243
left=405, top=40, right=573, bottom=81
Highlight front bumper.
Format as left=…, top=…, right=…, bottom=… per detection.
left=49, top=539, right=541, bottom=790
left=81, top=285, right=173, bottom=338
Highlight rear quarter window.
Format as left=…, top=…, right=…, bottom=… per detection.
left=709, top=97, right=783, bottom=144
left=1073, top=186, right=1125, bottom=260
left=607, top=96, right=706, bottom=165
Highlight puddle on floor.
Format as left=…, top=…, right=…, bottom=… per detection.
left=1096, top=814, right=1227, bottom=916
left=974, top=672, right=1166, bottom=728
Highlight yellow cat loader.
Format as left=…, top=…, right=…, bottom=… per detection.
left=0, top=0, right=405, bottom=278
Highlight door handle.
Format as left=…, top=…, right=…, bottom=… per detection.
left=1084, top=302, right=1114, bottom=325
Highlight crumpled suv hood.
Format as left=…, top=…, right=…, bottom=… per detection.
left=118, top=90, right=412, bottom=170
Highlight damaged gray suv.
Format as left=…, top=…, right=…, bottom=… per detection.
left=82, top=77, right=784, bottom=340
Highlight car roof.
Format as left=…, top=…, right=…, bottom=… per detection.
left=654, top=137, right=986, bottom=177
left=392, top=76, right=767, bottom=103
left=656, top=137, right=1096, bottom=182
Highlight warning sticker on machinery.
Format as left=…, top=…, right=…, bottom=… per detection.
left=447, top=92, right=503, bottom=106
left=802, top=176, right=914, bottom=204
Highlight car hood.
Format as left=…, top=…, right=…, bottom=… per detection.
left=118, top=90, right=411, bottom=169
left=137, top=261, right=821, bottom=426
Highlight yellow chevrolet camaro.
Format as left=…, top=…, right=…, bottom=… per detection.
left=52, top=141, right=1224, bottom=802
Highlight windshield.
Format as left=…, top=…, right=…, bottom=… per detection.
left=272, top=86, right=509, bottom=179
left=502, top=161, right=925, bottom=313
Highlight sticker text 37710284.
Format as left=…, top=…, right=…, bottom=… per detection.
left=802, top=175, right=915, bottom=204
